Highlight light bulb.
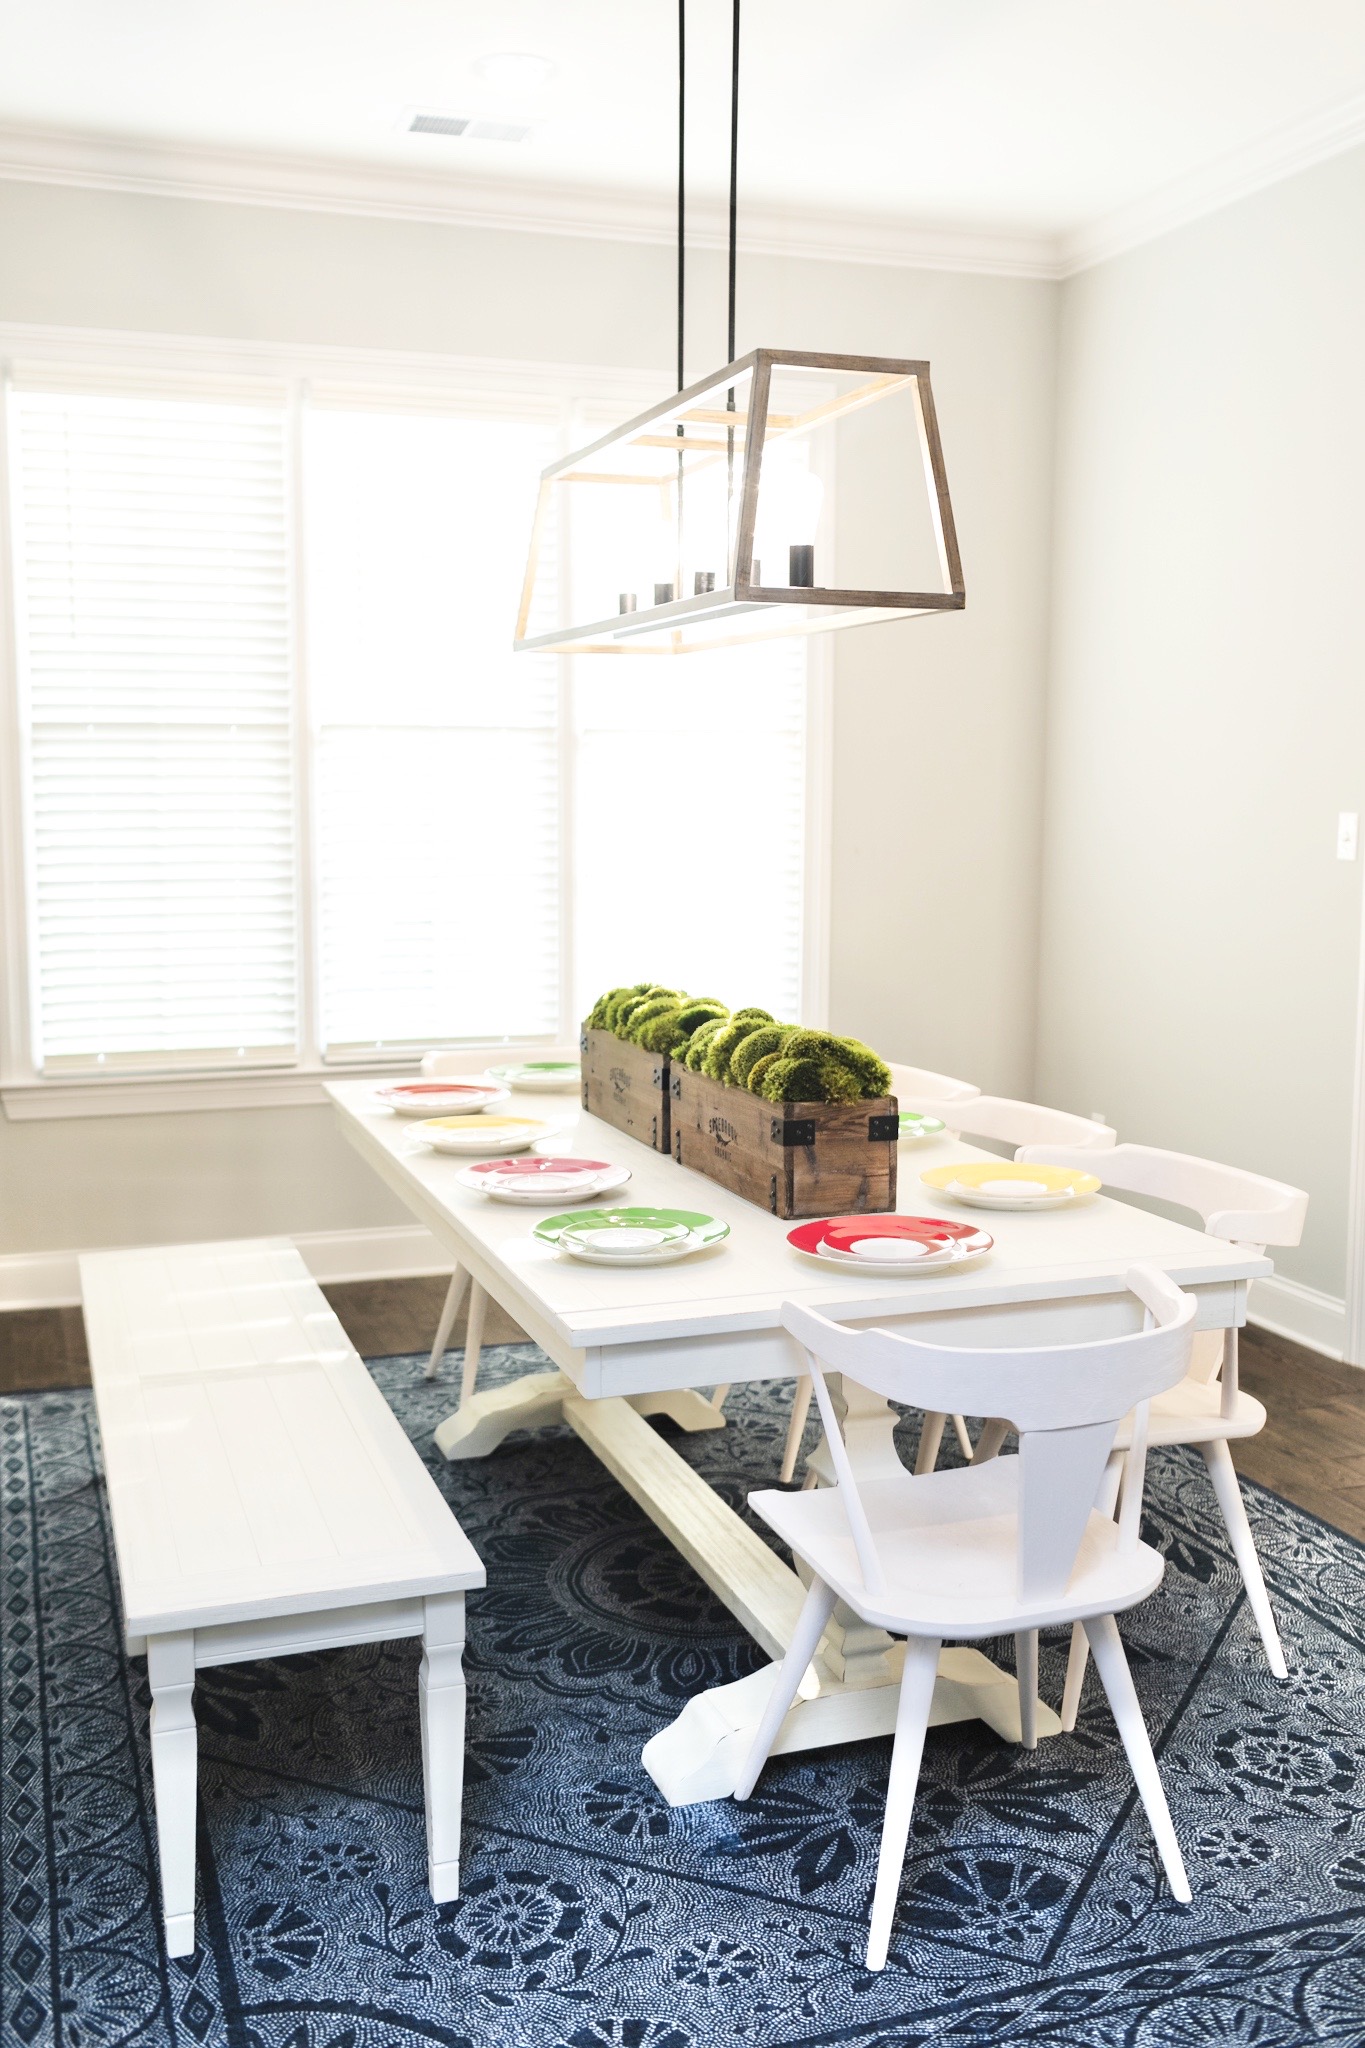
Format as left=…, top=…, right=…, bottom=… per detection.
left=754, top=450, right=824, bottom=586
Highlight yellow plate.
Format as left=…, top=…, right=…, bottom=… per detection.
left=920, top=1160, right=1101, bottom=1210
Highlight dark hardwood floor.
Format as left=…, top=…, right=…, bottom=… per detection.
left=2, top=1284, right=1362, bottom=1541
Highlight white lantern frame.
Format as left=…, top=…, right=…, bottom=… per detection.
left=514, top=347, right=965, bottom=656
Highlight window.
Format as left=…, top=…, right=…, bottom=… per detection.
left=8, top=383, right=297, bottom=1071
left=0, top=358, right=818, bottom=1093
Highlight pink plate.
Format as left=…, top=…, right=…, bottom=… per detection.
left=787, top=1214, right=993, bottom=1268
left=824, top=1215, right=983, bottom=1254
left=465, top=1157, right=614, bottom=1178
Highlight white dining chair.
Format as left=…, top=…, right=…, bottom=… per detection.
left=1009, top=1142, right=1308, bottom=1705
left=897, top=1093, right=1118, bottom=1152
left=785, top=1096, right=1118, bottom=1486
left=735, top=1269, right=1197, bottom=1970
left=419, top=1044, right=581, bottom=1403
left=777, top=1059, right=982, bottom=1485
left=885, top=1060, right=980, bottom=1105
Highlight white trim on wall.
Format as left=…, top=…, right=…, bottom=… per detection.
left=1249, top=1273, right=1349, bottom=1364
left=0, top=122, right=1060, bottom=280
left=1060, top=90, right=1365, bottom=275
left=3, top=92, right=1365, bottom=283
left=0, top=1222, right=456, bottom=1311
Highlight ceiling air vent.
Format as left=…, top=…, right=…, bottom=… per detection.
left=408, top=113, right=531, bottom=142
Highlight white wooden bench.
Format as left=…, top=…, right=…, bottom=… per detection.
left=80, top=1237, right=485, bottom=1959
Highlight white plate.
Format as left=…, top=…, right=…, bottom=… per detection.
left=487, top=1061, right=582, bottom=1093
left=559, top=1221, right=690, bottom=1254
left=410, top=1116, right=561, bottom=1156
left=794, top=1240, right=993, bottom=1277
left=555, top=1234, right=710, bottom=1268
left=458, top=1164, right=632, bottom=1204
left=377, top=1082, right=510, bottom=1117
left=944, top=1179, right=1080, bottom=1212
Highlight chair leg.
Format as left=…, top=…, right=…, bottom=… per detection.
left=732, top=1578, right=838, bottom=1801
left=866, top=1635, right=941, bottom=1971
left=1015, top=1630, right=1039, bottom=1750
left=1057, top=1452, right=1126, bottom=1727
left=1200, top=1440, right=1288, bottom=1678
left=971, top=1417, right=1011, bottom=1465
left=459, top=1283, right=488, bottom=1410
left=780, top=1377, right=814, bottom=1485
left=951, top=1415, right=974, bottom=1461
left=424, top=1266, right=471, bottom=1381
left=914, top=1412, right=948, bottom=1475
left=710, top=1385, right=732, bottom=1414
left=1059, top=1621, right=1088, bottom=1731
left=1082, top=1613, right=1191, bottom=1902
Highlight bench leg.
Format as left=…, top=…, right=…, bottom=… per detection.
left=147, top=1632, right=198, bottom=1957
left=419, top=1592, right=467, bottom=1903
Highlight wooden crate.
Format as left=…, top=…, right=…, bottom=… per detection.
left=670, top=1065, right=898, bottom=1218
left=580, top=1026, right=671, bottom=1153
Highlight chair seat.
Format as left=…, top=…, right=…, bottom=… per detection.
left=1115, top=1377, right=1267, bottom=1449
left=750, top=1458, right=1164, bottom=1637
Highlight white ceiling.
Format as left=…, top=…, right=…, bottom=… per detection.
left=2, top=1, right=1365, bottom=273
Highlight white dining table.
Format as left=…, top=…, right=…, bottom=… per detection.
left=328, top=1078, right=1272, bottom=1804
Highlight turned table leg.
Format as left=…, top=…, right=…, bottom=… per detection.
left=147, top=1631, right=198, bottom=1957
left=420, top=1592, right=468, bottom=1902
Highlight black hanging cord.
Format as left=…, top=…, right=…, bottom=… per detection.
left=676, top=0, right=686, bottom=392
left=728, top=0, right=740, bottom=364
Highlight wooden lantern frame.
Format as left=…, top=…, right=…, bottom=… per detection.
left=514, top=347, right=965, bottom=656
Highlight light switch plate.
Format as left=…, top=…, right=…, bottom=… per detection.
left=1339, top=812, right=1359, bottom=861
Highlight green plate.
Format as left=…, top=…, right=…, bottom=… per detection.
left=534, top=1205, right=731, bottom=1246
left=899, top=1111, right=946, bottom=1138
left=487, top=1060, right=581, bottom=1090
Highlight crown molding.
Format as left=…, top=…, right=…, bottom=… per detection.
left=1060, top=89, right=1365, bottom=275
left=0, top=120, right=1062, bottom=280
left=3, top=91, right=1365, bottom=290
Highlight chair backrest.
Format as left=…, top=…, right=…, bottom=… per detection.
left=886, top=1061, right=980, bottom=1105
left=421, top=1042, right=581, bottom=1079
left=894, top=1092, right=1117, bottom=1152
left=1014, top=1140, right=1308, bottom=1249
left=782, top=1263, right=1195, bottom=1606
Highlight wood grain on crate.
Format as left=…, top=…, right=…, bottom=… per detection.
left=580, top=1027, right=672, bottom=1153
left=670, top=1064, right=898, bottom=1219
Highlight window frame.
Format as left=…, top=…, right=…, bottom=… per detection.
left=0, top=325, right=831, bottom=1121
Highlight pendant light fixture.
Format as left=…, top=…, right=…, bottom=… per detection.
left=514, top=3, right=965, bottom=656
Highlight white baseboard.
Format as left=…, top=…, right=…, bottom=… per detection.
left=1248, top=1273, right=1349, bottom=1363
left=0, top=1223, right=454, bottom=1311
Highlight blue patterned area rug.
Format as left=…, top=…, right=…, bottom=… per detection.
left=6, top=1347, right=1365, bottom=2048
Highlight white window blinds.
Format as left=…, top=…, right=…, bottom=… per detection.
left=303, top=403, right=561, bottom=1056
left=8, top=382, right=298, bottom=1072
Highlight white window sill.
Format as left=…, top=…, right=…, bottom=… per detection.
left=0, top=1064, right=421, bottom=1122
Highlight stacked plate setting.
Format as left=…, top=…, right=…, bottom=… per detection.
left=408, top=1115, right=568, bottom=1156
left=788, top=1213, right=993, bottom=1275
left=898, top=1111, right=946, bottom=1140
left=535, top=1206, right=731, bottom=1267
left=920, top=1161, right=1101, bottom=1211
left=377, top=1080, right=510, bottom=1117
left=485, top=1060, right=581, bottom=1093
left=455, top=1156, right=631, bottom=1204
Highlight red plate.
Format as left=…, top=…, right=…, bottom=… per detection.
left=825, top=1215, right=982, bottom=1253
left=381, top=1082, right=497, bottom=1100
left=466, top=1156, right=614, bottom=1177
left=787, top=1214, right=985, bottom=1257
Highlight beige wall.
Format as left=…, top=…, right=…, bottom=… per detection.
left=0, top=177, right=1057, bottom=1263
left=1036, top=147, right=1365, bottom=1301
